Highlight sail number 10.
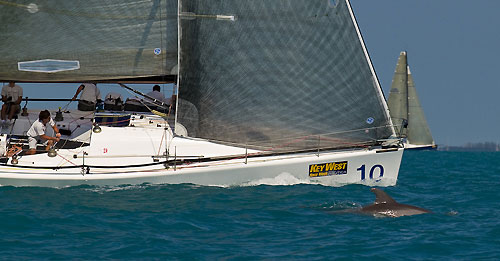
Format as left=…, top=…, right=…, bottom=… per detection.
left=357, top=164, right=384, bottom=180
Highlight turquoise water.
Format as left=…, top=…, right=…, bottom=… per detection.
left=0, top=151, right=499, bottom=259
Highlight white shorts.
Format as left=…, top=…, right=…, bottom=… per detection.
left=28, top=136, right=48, bottom=149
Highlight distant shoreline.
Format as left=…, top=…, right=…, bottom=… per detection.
left=438, top=142, right=499, bottom=152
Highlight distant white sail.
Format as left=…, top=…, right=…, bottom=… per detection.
left=387, top=52, right=435, bottom=148
left=387, top=52, right=408, bottom=137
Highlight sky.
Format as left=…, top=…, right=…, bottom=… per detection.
left=350, top=0, right=500, bottom=146
left=4, top=1, right=498, bottom=146
left=12, top=82, right=175, bottom=111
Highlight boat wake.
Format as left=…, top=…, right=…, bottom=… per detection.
left=81, top=183, right=155, bottom=193
left=242, top=173, right=312, bottom=186
left=310, top=201, right=362, bottom=214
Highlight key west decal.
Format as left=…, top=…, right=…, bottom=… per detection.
left=309, top=161, right=348, bottom=177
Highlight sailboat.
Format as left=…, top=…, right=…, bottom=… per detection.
left=0, top=0, right=403, bottom=187
left=387, top=52, right=437, bottom=150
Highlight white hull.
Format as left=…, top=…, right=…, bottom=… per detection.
left=0, top=147, right=403, bottom=188
left=403, top=142, right=437, bottom=150
left=0, top=112, right=403, bottom=187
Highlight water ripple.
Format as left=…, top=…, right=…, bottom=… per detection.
left=0, top=152, right=498, bottom=259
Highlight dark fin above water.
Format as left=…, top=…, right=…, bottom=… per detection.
left=371, top=188, right=397, bottom=204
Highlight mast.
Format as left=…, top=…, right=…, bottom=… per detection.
left=174, top=0, right=181, bottom=135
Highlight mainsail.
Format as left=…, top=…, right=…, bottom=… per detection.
left=0, top=0, right=178, bottom=82
left=387, top=52, right=434, bottom=146
left=0, top=0, right=396, bottom=152
left=176, top=0, right=394, bottom=151
left=387, top=52, right=408, bottom=137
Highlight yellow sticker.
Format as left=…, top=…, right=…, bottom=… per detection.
left=309, top=161, right=348, bottom=177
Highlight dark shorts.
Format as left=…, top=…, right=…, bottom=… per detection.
left=78, top=100, right=96, bottom=111
left=3, top=103, right=20, bottom=114
left=104, top=103, right=124, bottom=111
left=123, top=102, right=151, bottom=112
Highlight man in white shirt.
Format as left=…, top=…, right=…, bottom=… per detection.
left=26, top=110, right=61, bottom=155
left=72, top=83, right=101, bottom=111
left=1, top=81, right=23, bottom=125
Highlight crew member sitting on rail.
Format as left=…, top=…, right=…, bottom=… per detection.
left=146, top=84, right=176, bottom=106
left=145, top=84, right=176, bottom=111
left=72, top=83, right=101, bottom=111
left=25, top=110, right=61, bottom=155
left=146, top=85, right=169, bottom=104
left=1, top=81, right=23, bottom=126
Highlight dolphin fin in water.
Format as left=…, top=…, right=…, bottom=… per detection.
left=371, top=188, right=397, bottom=204
left=361, top=188, right=431, bottom=217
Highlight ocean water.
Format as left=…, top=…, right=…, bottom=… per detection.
left=0, top=151, right=499, bottom=260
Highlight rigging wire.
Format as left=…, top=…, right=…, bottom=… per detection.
left=61, top=100, right=73, bottom=112
left=57, top=152, right=78, bottom=167
left=174, top=0, right=181, bottom=138
left=157, top=128, right=166, bottom=156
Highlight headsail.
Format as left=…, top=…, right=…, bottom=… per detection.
left=176, top=0, right=394, bottom=151
left=407, top=66, right=434, bottom=145
left=0, top=0, right=178, bottom=82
